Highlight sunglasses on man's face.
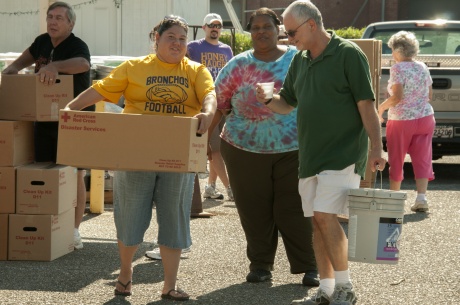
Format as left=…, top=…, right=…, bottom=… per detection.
left=207, top=23, right=222, bottom=29
left=284, top=19, right=310, bottom=38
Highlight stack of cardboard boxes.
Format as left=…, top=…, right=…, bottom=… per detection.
left=351, top=39, right=383, bottom=188
left=0, top=74, right=77, bottom=261
left=1, top=73, right=209, bottom=259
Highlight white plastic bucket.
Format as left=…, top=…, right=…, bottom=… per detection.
left=347, top=188, right=406, bottom=264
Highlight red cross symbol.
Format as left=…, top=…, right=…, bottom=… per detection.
left=61, top=112, right=71, bottom=122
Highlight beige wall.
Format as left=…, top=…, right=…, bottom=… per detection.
left=0, top=0, right=210, bottom=56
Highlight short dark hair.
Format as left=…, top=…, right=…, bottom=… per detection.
left=246, top=8, right=281, bottom=31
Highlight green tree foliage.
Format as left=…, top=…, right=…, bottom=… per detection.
left=333, top=27, right=365, bottom=39
left=219, top=32, right=252, bottom=55
left=219, top=27, right=365, bottom=55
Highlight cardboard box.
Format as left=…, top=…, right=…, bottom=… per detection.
left=0, top=74, right=73, bottom=121
left=16, top=163, right=77, bottom=215
left=57, top=110, right=207, bottom=172
left=8, top=208, right=74, bottom=261
left=350, top=39, right=382, bottom=189
left=0, top=121, right=34, bottom=166
left=0, top=214, right=8, bottom=260
left=0, top=166, right=21, bottom=214
left=350, top=39, right=382, bottom=102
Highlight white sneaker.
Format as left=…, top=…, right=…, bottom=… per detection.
left=291, top=288, right=331, bottom=304
left=411, top=200, right=429, bottom=212
left=144, top=247, right=191, bottom=260
left=202, top=184, right=224, bottom=199
left=74, top=228, right=83, bottom=250
left=330, top=282, right=357, bottom=305
left=226, top=186, right=234, bottom=201
left=198, top=171, right=209, bottom=179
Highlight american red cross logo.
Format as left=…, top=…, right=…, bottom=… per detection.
left=61, top=112, right=71, bottom=122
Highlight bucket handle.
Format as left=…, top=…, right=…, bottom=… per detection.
left=373, top=165, right=383, bottom=190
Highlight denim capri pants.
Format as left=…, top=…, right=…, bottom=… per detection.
left=113, top=170, right=194, bottom=248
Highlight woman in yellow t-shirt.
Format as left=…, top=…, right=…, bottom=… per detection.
left=65, top=16, right=216, bottom=301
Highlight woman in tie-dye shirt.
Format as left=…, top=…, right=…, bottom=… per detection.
left=378, top=31, right=435, bottom=213
left=210, top=8, right=318, bottom=286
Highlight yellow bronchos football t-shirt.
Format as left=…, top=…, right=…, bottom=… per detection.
left=92, top=54, right=215, bottom=117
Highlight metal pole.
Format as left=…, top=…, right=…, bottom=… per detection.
left=381, top=0, right=386, bottom=21
left=351, top=0, right=370, bottom=27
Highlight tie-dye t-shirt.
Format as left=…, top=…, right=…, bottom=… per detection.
left=215, top=46, right=298, bottom=153
left=387, top=60, right=433, bottom=120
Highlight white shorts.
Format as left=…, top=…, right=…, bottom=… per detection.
left=298, top=164, right=360, bottom=217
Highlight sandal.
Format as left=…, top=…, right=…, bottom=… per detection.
left=114, top=280, right=132, bottom=296
left=160, top=288, right=190, bottom=301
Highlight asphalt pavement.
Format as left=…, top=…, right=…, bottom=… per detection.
left=0, top=157, right=459, bottom=305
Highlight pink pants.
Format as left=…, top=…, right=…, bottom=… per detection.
left=386, top=115, right=435, bottom=182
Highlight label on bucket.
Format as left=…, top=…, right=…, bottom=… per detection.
left=376, top=217, right=403, bottom=261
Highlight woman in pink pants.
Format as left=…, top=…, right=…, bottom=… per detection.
left=378, top=30, right=435, bottom=212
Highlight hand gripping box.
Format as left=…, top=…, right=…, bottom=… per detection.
left=0, top=120, right=34, bottom=166
left=16, top=163, right=77, bottom=215
left=0, top=74, right=73, bottom=121
left=8, top=208, right=74, bottom=261
left=57, top=110, right=207, bottom=173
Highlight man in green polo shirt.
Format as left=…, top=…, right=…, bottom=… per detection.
left=255, top=1, right=386, bottom=305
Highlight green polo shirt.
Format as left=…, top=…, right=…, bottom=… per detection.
left=280, top=31, right=374, bottom=178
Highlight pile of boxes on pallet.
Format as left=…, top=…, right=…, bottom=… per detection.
left=0, top=73, right=210, bottom=260
left=0, top=74, right=76, bottom=261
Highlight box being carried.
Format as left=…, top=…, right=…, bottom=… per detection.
left=0, top=74, right=73, bottom=121
left=57, top=110, right=207, bottom=173
left=16, top=163, right=77, bottom=215
left=8, top=208, right=74, bottom=261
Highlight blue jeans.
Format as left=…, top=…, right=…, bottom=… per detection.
left=113, top=170, right=194, bottom=248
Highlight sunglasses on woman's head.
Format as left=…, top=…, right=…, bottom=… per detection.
left=163, top=15, right=188, bottom=25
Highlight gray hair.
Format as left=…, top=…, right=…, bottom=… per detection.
left=282, top=0, right=323, bottom=30
left=388, top=31, right=419, bottom=58
left=47, top=1, right=76, bottom=25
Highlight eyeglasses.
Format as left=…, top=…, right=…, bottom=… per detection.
left=284, top=19, right=310, bottom=38
left=206, top=23, right=222, bottom=29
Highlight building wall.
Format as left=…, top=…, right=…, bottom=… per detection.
left=2, top=0, right=459, bottom=56
left=405, top=0, right=460, bottom=20
left=0, top=0, right=41, bottom=54
left=210, top=0, right=243, bottom=26
left=244, top=0, right=459, bottom=29
left=0, top=0, right=209, bottom=56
